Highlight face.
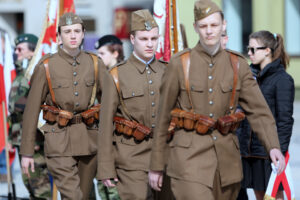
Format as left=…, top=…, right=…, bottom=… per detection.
left=58, top=23, right=84, bottom=52
left=14, top=42, right=34, bottom=61
left=130, top=27, right=159, bottom=61
left=97, top=45, right=118, bottom=67
left=194, top=12, right=225, bottom=48
left=248, top=38, right=269, bottom=65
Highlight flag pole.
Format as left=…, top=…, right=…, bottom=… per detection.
left=2, top=101, right=16, bottom=200
left=171, top=0, right=178, bottom=54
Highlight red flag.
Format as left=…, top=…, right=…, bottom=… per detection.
left=0, top=33, right=16, bottom=153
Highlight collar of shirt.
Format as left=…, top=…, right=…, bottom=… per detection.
left=131, top=52, right=157, bottom=74
left=195, top=42, right=224, bottom=65
left=58, top=47, right=82, bottom=66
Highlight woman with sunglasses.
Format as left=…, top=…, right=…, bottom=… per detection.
left=238, top=30, right=294, bottom=200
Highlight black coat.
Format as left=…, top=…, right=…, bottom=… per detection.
left=237, top=59, right=294, bottom=158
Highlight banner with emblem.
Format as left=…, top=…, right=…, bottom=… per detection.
left=0, top=32, right=16, bottom=152
left=154, top=0, right=183, bottom=62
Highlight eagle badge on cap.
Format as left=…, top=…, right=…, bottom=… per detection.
left=205, top=7, right=211, bottom=14
left=66, top=16, right=72, bottom=25
left=144, top=21, right=152, bottom=31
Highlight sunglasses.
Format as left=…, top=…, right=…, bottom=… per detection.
left=247, top=46, right=267, bottom=54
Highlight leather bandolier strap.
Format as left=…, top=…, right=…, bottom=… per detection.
left=110, top=67, right=153, bottom=142
left=41, top=54, right=100, bottom=127
left=169, top=51, right=245, bottom=137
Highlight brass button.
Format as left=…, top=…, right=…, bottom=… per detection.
left=209, top=113, right=214, bottom=117
left=151, top=102, right=155, bottom=107
left=209, top=63, right=213, bottom=68
left=152, top=113, right=155, bottom=118
left=74, top=81, right=78, bottom=86
left=147, top=70, right=151, bottom=74
left=73, top=72, right=77, bottom=76
left=72, top=62, right=76, bottom=66
left=213, top=136, right=217, bottom=140
left=151, top=124, right=155, bottom=128
left=74, top=92, right=79, bottom=96
left=75, top=102, right=79, bottom=107
left=149, top=80, right=153, bottom=84
left=132, top=92, right=135, bottom=97
left=209, top=88, right=213, bottom=93
left=208, top=75, right=213, bottom=80
left=150, top=91, right=155, bottom=95
left=52, top=128, right=55, bottom=132
left=209, top=101, right=213, bottom=105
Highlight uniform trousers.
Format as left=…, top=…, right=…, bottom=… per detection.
left=45, top=154, right=97, bottom=200
left=115, top=169, right=174, bottom=200
left=170, top=169, right=240, bottom=200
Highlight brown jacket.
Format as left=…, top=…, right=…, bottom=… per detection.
left=20, top=48, right=104, bottom=157
left=150, top=43, right=280, bottom=187
left=97, top=54, right=166, bottom=180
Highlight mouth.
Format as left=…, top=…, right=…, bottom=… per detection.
left=145, top=49, right=153, bottom=53
left=70, top=41, right=77, bottom=45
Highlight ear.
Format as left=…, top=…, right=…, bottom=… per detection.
left=130, top=34, right=135, bottom=45
left=265, top=48, right=272, bottom=57
left=193, top=22, right=198, bottom=34
left=222, top=19, right=227, bottom=33
left=112, top=50, right=119, bottom=59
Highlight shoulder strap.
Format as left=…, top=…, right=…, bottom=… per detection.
left=229, top=53, right=239, bottom=115
left=43, top=59, right=57, bottom=107
left=180, top=52, right=194, bottom=112
left=89, top=54, right=98, bottom=107
left=110, top=67, right=134, bottom=121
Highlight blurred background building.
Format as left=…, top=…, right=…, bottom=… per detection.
left=0, top=0, right=299, bottom=87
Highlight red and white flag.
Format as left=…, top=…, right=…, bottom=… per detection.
left=0, top=32, right=16, bottom=153
left=154, top=0, right=183, bottom=62
left=264, top=151, right=296, bottom=200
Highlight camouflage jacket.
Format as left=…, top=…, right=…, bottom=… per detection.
left=8, top=61, right=43, bottom=146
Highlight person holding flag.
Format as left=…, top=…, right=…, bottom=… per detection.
left=7, top=33, right=52, bottom=199
left=20, top=12, right=105, bottom=200
left=148, top=0, right=285, bottom=199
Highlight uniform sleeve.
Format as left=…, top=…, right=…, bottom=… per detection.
left=20, top=63, right=48, bottom=156
left=150, top=57, right=180, bottom=171
left=238, top=59, right=280, bottom=154
left=96, top=59, right=105, bottom=103
left=97, top=69, right=119, bottom=180
left=275, top=75, right=294, bottom=154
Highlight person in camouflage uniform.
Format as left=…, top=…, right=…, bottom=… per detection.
left=8, top=33, right=52, bottom=200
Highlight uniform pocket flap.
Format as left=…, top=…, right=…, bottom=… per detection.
left=85, top=78, right=95, bottom=86
left=220, top=81, right=241, bottom=93
left=52, top=80, right=71, bottom=89
left=40, top=123, right=66, bottom=133
left=122, top=87, right=144, bottom=99
left=190, top=80, right=204, bottom=92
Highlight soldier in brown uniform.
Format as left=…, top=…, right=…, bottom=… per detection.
left=20, top=12, right=105, bottom=200
left=97, top=9, right=171, bottom=200
left=148, top=0, right=285, bottom=200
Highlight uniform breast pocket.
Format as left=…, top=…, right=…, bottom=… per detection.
left=121, top=87, right=145, bottom=112
left=52, top=80, right=72, bottom=100
left=179, top=80, right=204, bottom=110
left=85, top=78, right=95, bottom=87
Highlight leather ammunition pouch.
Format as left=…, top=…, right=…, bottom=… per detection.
left=80, top=104, right=101, bottom=126
left=217, top=112, right=245, bottom=135
left=41, top=105, right=59, bottom=123
left=170, top=108, right=216, bottom=135
left=113, top=116, right=152, bottom=142
left=57, top=110, right=73, bottom=127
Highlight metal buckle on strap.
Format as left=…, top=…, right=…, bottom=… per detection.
left=70, top=114, right=82, bottom=124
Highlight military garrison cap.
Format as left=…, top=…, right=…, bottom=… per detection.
left=194, top=0, right=222, bottom=21
left=95, top=35, right=122, bottom=49
left=14, top=34, right=38, bottom=46
left=58, top=12, right=83, bottom=27
left=131, top=9, right=158, bottom=32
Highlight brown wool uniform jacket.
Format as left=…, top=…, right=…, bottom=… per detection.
left=20, top=48, right=105, bottom=157
left=150, top=43, right=281, bottom=187
left=97, top=54, right=166, bottom=180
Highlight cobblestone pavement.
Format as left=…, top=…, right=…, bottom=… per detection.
left=1, top=102, right=300, bottom=200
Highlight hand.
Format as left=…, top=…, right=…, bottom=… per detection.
left=7, top=142, right=15, bottom=153
left=270, top=148, right=285, bottom=174
left=102, top=178, right=119, bottom=187
left=21, top=156, right=35, bottom=178
left=148, top=170, right=163, bottom=191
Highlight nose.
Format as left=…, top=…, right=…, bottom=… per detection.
left=71, top=31, right=76, bottom=38
left=206, top=26, right=212, bottom=34
left=147, top=39, right=153, bottom=47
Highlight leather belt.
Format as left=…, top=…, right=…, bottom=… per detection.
left=70, top=114, right=82, bottom=124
